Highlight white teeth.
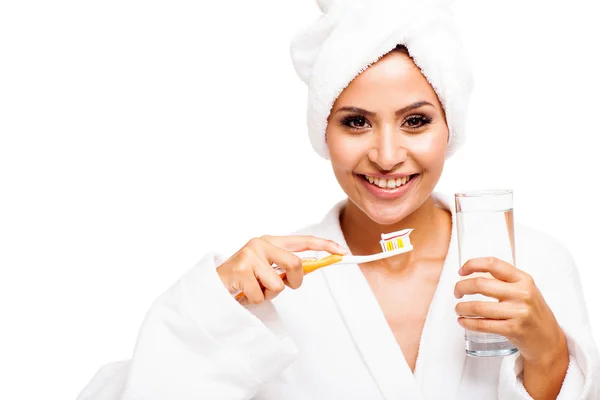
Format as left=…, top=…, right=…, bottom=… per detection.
left=364, top=175, right=413, bottom=189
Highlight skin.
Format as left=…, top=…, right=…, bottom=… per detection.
left=327, top=50, right=569, bottom=399
left=326, top=49, right=454, bottom=373
left=218, top=49, right=569, bottom=398
left=455, top=257, right=570, bottom=399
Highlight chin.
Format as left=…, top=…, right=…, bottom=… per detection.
left=360, top=200, right=411, bottom=226
left=369, top=210, right=408, bottom=226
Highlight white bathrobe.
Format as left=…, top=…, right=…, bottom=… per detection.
left=77, top=193, right=600, bottom=400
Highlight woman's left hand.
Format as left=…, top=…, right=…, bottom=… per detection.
left=454, top=257, right=567, bottom=367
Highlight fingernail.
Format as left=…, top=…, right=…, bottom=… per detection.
left=458, top=266, right=465, bottom=275
left=337, top=245, right=349, bottom=254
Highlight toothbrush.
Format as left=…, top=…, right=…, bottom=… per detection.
left=233, top=229, right=414, bottom=301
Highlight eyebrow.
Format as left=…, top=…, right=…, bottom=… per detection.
left=334, top=101, right=434, bottom=117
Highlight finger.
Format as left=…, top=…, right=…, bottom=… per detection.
left=457, top=317, right=511, bottom=336
left=240, top=273, right=265, bottom=304
left=460, top=257, right=523, bottom=283
left=263, top=288, right=281, bottom=301
left=259, top=241, right=304, bottom=289
left=255, top=262, right=286, bottom=295
left=455, top=301, right=517, bottom=320
left=454, top=277, right=523, bottom=300
left=261, top=235, right=348, bottom=255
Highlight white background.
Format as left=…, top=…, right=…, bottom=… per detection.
left=1, top=0, right=598, bottom=398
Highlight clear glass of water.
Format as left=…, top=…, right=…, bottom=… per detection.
left=455, top=189, right=519, bottom=357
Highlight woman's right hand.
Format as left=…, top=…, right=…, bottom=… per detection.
left=217, top=235, right=348, bottom=304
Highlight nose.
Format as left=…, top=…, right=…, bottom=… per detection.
left=367, top=124, right=409, bottom=171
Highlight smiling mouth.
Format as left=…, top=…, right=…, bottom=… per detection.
left=360, top=174, right=419, bottom=189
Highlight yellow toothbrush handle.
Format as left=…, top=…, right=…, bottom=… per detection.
left=233, top=254, right=344, bottom=301
left=301, top=254, right=344, bottom=273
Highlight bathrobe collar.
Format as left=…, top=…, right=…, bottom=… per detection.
left=314, top=192, right=466, bottom=400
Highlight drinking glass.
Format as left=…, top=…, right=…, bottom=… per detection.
left=455, top=189, right=519, bottom=357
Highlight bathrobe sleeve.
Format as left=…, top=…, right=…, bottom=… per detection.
left=498, top=242, right=600, bottom=399
left=76, top=252, right=299, bottom=400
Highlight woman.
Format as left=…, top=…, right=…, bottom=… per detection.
left=78, top=0, right=599, bottom=399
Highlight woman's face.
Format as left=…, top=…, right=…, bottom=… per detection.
left=326, top=50, right=448, bottom=225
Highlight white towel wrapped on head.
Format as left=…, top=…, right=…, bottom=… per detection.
left=290, top=0, right=474, bottom=160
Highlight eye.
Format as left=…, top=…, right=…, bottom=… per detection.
left=403, top=114, right=433, bottom=129
left=340, top=115, right=371, bottom=130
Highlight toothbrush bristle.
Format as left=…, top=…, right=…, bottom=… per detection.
left=379, top=229, right=412, bottom=253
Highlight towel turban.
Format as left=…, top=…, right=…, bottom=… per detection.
left=289, top=0, right=474, bottom=159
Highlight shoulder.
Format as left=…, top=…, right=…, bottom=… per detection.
left=76, top=360, right=129, bottom=399
left=512, top=223, right=591, bottom=322
left=514, top=222, right=573, bottom=261
left=286, top=199, right=346, bottom=237
left=289, top=223, right=321, bottom=236
left=513, top=222, right=578, bottom=282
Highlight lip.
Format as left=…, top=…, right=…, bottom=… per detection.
left=362, top=173, right=415, bottom=179
left=357, top=173, right=419, bottom=200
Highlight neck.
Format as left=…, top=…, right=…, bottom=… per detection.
left=340, top=196, right=451, bottom=270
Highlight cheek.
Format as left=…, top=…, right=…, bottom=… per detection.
left=327, top=130, right=364, bottom=172
left=410, top=127, right=448, bottom=168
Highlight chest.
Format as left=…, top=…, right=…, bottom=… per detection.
left=360, top=262, right=444, bottom=372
